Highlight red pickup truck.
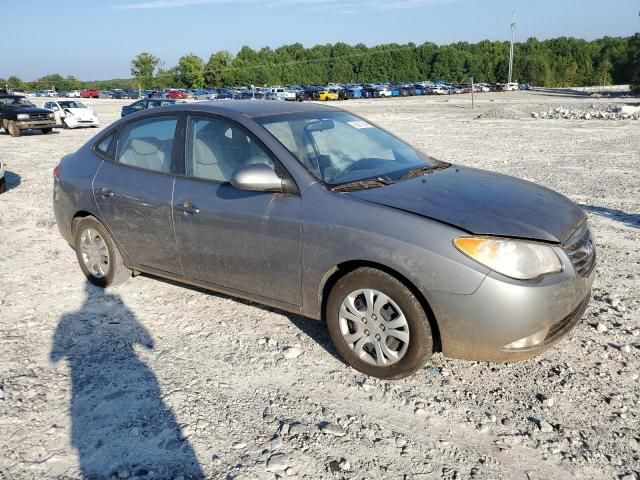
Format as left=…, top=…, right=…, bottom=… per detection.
left=80, top=89, right=100, bottom=98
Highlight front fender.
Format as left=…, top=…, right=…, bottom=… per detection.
left=299, top=185, right=489, bottom=318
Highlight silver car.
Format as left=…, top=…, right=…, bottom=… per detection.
left=52, top=101, right=595, bottom=379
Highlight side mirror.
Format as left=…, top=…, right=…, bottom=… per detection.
left=52, top=106, right=59, bottom=111
left=231, top=164, right=286, bottom=193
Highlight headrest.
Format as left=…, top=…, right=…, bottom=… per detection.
left=130, top=138, right=160, bottom=156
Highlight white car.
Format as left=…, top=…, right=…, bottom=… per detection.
left=267, top=87, right=297, bottom=101
left=42, top=89, right=59, bottom=97
left=0, top=159, right=6, bottom=194
left=504, top=82, right=520, bottom=91
left=66, top=90, right=81, bottom=98
left=42, top=100, right=99, bottom=129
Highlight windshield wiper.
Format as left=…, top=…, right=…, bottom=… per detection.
left=331, top=176, right=395, bottom=192
left=399, top=164, right=448, bottom=180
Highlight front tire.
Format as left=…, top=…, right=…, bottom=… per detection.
left=326, top=267, right=433, bottom=379
left=42, top=128, right=53, bottom=135
left=73, top=216, right=131, bottom=288
left=0, top=178, right=6, bottom=194
left=7, top=121, right=21, bottom=137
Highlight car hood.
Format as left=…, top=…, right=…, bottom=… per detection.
left=346, top=165, right=585, bottom=243
left=13, top=107, right=52, bottom=114
left=65, top=108, right=95, bottom=117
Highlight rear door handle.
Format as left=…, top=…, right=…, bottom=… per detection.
left=174, top=202, right=200, bottom=216
left=99, top=187, right=114, bottom=198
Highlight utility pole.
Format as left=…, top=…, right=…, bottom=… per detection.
left=508, top=11, right=516, bottom=84
left=470, top=77, right=475, bottom=109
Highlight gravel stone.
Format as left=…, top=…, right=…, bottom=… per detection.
left=266, top=453, right=290, bottom=472
left=283, top=347, right=302, bottom=359
left=319, top=422, right=346, bottom=437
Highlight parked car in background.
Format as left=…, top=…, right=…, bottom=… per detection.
left=99, top=90, right=114, bottom=99
left=41, top=89, right=59, bottom=97
left=66, top=90, right=81, bottom=98
left=43, top=100, right=99, bottom=129
left=9, top=89, right=26, bottom=97
left=0, top=95, right=56, bottom=137
left=81, top=89, right=100, bottom=98
left=120, top=98, right=185, bottom=117
left=0, top=158, right=5, bottom=194
left=267, top=87, right=295, bottom=101
left=194, top=89, right=218, bottom=100
left=318, top=89, right=339, bottom=101
left=52, top=100, right=596, bottom=379
left=504, top=83, right=519, bottom=91
left=166, top=90, right=188, bottom=100
left=108, top=89, right=129, bottom=99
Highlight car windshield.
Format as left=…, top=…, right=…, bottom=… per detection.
left=59, top=101, right=86, bottom=109
left=0, top=97, right=35, bottom=107
left=258, top=111, right=445, bottom=187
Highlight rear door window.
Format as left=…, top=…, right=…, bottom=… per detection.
left=116, top=116, right=178, bottom=174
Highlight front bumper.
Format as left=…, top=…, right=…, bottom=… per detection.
left=65, top=117, right=100, bottom=128
left=430, top=250, right=596, bottom=362
left=16, top=120, right=56, bottom=129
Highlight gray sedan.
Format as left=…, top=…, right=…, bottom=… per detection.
left=52, top=101, right=595, bottom=379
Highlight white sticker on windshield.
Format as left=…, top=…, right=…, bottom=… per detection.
left=348, top=120, right=373, bottom=129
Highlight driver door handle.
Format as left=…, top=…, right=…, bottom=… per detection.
left=174, top=202, right=200, bottom=216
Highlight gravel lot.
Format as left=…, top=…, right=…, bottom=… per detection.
left=0, top=91, right=638, bottom=480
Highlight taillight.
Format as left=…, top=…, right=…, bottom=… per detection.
left=53, top=164, right=61, bottom=180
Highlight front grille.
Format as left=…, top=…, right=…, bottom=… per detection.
left=29, top=113, right=49, bottom=120
left=563, top=222, right=596, bottom=278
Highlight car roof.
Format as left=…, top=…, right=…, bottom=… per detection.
left=165, top=100, right=339, bottom=119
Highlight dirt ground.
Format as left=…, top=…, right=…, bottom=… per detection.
left=0, top=91, right=638, bottom=480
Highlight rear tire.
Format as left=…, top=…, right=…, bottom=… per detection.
left=326, top=267, right=433, bottom=379
left=7, top=121, right=20, bottom=137
left=73, top=216, right=131, bottom=288
left=0, top=178, right=6, bottom=194
left=42, top=128, right=53, bottom=135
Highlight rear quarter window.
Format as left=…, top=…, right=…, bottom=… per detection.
left=94, top=133, right=115, bottom=159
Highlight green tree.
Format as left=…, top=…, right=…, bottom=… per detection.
left=130, top=52, right=160, bottom=89
left=176, top=53, right=205, bottom=88
left=205, top=51, right=233, bottom=87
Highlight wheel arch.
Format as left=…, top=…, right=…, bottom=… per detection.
left=319, top=260, right=442, bottom=353
left=71, top=210, right=99, bottom=236
left=71, top=211, right=137, bottom=274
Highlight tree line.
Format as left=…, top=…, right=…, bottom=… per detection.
left=3, top=35, right=639, bottom=92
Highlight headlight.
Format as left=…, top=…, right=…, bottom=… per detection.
left=48, top=113, right=55, bottom=119
left=17, top=113, right=29, bottom=120
left=454, top=237, right=562, bottom=280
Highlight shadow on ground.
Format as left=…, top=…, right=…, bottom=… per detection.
left=3, top=170, right=21, bottom=191
left=51, top=282, right=204, bottom=479
left=580, top=204, right=640, bottom=229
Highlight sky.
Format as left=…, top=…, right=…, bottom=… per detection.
left=2, top=0, right=639, bottom=80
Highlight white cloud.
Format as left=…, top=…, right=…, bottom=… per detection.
left=115, top=0, right=456, bottom=11
left=115, top=0, right=239, bottom=9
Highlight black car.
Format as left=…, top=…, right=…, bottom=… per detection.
left=121, top=98, right=185, bottom=117
left=337, top=88, right=354, bottom=100
left=0, top=95, right=56, bottom=137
